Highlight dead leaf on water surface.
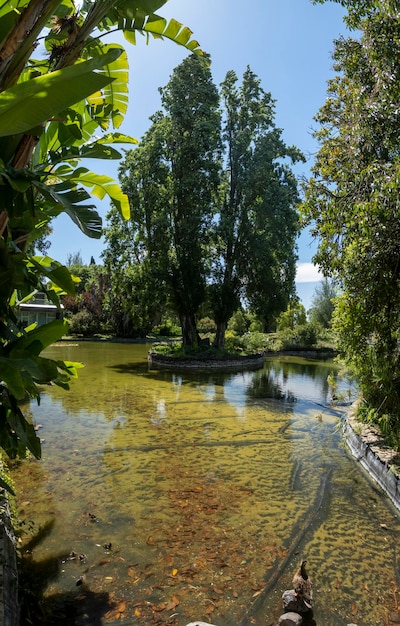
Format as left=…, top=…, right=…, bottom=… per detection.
left=165, top=596, right=180, bottom=611
left=104, top=600, right=126, bottom=621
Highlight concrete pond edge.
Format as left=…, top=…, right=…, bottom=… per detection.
left=342, top=401, right=400, bottom=513
left=0, top=481, right=19, bottom=626
left=148, top=351, right=265, bottom=371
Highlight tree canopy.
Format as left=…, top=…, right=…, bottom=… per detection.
left=303, top=1, right=400, bottom=434
left=212, top=68, right=303, bottom=340
left=308, top=279, right=337, bottom=328
left=108, top=59, right=303, bottom=346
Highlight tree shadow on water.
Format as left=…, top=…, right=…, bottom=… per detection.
left=18, top=520, right=113, bottom=626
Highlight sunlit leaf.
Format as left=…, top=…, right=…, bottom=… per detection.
left=9, top=319, right=68, bottom=356
left=0, top=49, right=122, bottom=136
left=59, top=166, right=130, bottom=219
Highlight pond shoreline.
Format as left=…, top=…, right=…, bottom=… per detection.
left=343, top=402, right=400, bottom=512
left=61, top=336, right=338, bottom=358
left=148, top=351, right=266, bottom=371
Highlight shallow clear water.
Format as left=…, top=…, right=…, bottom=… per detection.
left=12, top=342, right=400, bottom=626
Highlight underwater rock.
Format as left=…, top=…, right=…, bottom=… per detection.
left=282, top=589, right=312, bottom=613
left=185, top=623, right=218, bottom=626
left=278, top=612, right=303, bottom=625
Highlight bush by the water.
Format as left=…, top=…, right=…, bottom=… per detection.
left=67, top=311, right=102, bottom=336
left=279, top=321, right=322, bottom=350
left=224, top=331, right=276, bottom=354
left=151, top=342, right=244, bottom=361
left=152, top=321, right=181, bottom=337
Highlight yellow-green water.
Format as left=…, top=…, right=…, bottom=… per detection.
left=12, top=342, right=400, bottom=626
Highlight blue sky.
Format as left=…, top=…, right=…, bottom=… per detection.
left=49, top=0, right=347, bottom=309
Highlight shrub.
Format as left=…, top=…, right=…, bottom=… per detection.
left=280, top=322, right=319, bottom=349
left=67, top=311, right=101, bottom=337
left=197, top=317, right=216, bottom=334
left=223, top=330, right=243, bottom=353
left=241, top=332, right=275, bottom=353
left=153, top=321, right=181, bottom=337
left=248, top=318, right=263, bottom=333
left=228, top=310, right=248, bottom=335
left=223, top=331, right=275, bottom=354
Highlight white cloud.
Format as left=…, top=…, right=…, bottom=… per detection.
left=296, top=262, right=324, bottom=283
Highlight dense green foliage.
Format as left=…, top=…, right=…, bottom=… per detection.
left=0, top=0, right=203, bottom=464
left=303, top=1, right=400, bottom=444
left=106, top=59, right=302, bottom=346
left=62, top=258, right=108, bottom=336
left=210, top=68, right=304, bottom=342
left=111, top=55, right=221, bottom=344
left=276, top=301, right=307, bottom=331
left=308, top=279, right=337, bottom=328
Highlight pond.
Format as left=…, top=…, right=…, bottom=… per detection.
left=12, top=342, right=400, bottom=626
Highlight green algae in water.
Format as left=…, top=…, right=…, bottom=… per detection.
left=12, top=344, right=400, bottom=626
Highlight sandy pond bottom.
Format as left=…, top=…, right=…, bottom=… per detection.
left=10, top=342, right=400, bottom=626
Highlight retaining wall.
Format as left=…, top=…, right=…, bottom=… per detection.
left=343, top=404, right=400, bottom=513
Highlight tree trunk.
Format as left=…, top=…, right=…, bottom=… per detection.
left=213, top=321, right=226, bottom=349
left=263, top=317, right=273, bottom=333
left=180, top=314, right=198, bottom=347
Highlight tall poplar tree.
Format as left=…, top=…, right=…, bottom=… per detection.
left=115, top=55, right=221, bottom=345
left=210, top=68, right=303, bottom=344
left=160, top=55, right=221, bottom=345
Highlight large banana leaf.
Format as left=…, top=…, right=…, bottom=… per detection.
left=56, top=165, right=130, bottom=219
left=27, top=255, right=77, bottom=294
left=86, top=43, right=129, bottom=130
left=9, top=319, right=69, bottom=356
left=33, top=178, right=103, bottom=238
left=45, top=133, right=138, bottom=166
left=0, top=48, right=122, bottom=136
left=122, top=13, right=203, bottom=56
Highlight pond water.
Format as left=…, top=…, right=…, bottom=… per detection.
left=12, top=342, right=400, bottom=626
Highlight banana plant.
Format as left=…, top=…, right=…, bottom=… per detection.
left=0, top=0, right=205, bottom=471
